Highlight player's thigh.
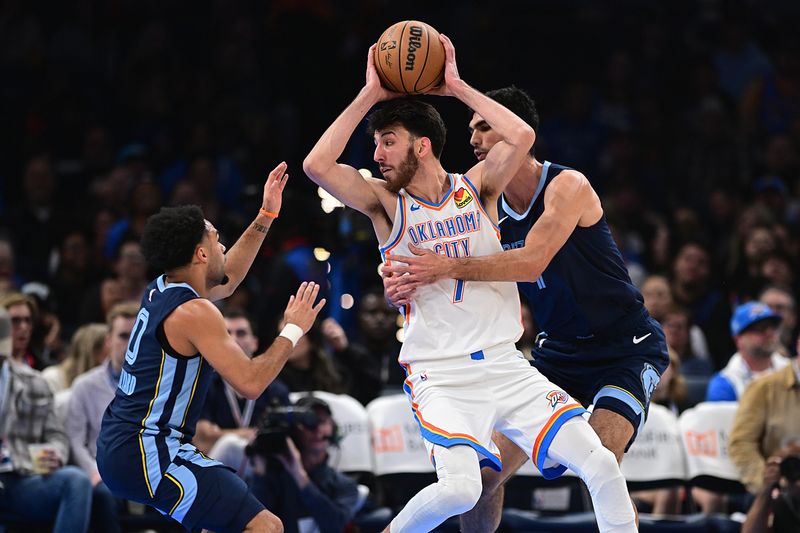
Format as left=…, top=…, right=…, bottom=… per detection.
left=589, top=407, right=633, bottom=463
left=481, top=431, right=528, bottom=494
left=153, top=463, right=264, bottom=533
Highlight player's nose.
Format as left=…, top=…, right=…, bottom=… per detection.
left=469, top=131, right=481, bottom=147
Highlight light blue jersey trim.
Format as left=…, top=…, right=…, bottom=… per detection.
left=167, top=357, right=201, bottom=431
left=593, top=385, right=646, bottom=435
left=157, top=275, right=199, bottom=296
left=165, top=464, right=198, bottom=523
left=501, top=160, right=551, bottom=221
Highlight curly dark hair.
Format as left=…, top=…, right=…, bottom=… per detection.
left=483, top=86, right=539, bottom=155
left=367, top=98, right=447, bottom=158
left=141, top=205, right=206, bottom=272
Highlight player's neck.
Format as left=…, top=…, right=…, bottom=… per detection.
left=405, top=163, right=449, bottom=204
left=504, top=158, right=541, bottom=213
left=164, top=268, right=207, bottom=298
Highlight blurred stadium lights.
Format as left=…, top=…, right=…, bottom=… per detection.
left=317, top=187, right=344, bottom=214
left=340, top=293, right=354, bottom=309
left=313, top=247, right=331, bottom=261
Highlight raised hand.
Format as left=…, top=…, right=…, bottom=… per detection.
left=262, top=161, right=290, bottom=214
left=383, top=244, right=452, bottom=285
left=283, top=282, right=326, bottom=333
left=427, top=34, right=464, bottom=97
left=366, top=44, right=403, bottom=102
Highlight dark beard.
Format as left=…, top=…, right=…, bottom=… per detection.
left=384, top=146, right=418, bottom=194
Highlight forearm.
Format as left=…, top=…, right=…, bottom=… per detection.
left=741, top=489, right=773, bottom=533
left=216, top=212, right=274, bottom=297
left=449, top=247, right=542, bottom=282
left=305, top=88, right=381, bottom=177
left=451, top=81, right=534, bottom=148
left=245, top=337, right=295, bottom=399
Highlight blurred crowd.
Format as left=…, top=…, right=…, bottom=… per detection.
left=1, top=0, right=800, bottom=530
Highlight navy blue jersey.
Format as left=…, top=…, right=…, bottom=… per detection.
left=98, top=275, right=216, bottom=498
left=500, top=161, right=645, bottom=341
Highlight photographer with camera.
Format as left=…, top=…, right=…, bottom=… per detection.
left=730, top=337, right=800, bottom=532
left=248, top=395, right=359, bottom=533
left=742, top=451, right=800, bottom=533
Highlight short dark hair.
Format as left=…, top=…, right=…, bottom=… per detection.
left=367, top=98, right=447, bottom=158
left=141, top=205, right=206, bottom=272
left=485, top=86, right=539, bottom=155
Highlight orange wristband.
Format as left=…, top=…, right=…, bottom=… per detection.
left=259, top=208, right=278, bottom=219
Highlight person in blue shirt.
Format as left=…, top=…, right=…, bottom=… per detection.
left=383, top=86, right=669, bottom=531
left=97, top=163, right=326, bottom=533
left=706, top=301, right=788, bottom=402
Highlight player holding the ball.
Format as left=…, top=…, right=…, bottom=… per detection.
left=304, top=28, right=637, bottom=533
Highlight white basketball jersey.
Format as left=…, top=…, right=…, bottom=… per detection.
left=380, top=173, right=522, bottom=367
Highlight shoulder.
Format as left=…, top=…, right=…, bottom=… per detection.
left=548, top=168, right=590, bottom=191
left=706, top=373, right=736, bottom=401
left=170, top=298, right=223, bottom=324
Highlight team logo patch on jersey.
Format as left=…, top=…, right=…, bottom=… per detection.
left=453, top=187, right=473, bottom=209
left=546, top=390, right=568, bottom=409
left=640, top=363, right=661, bottom=406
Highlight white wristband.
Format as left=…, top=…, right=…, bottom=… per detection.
left=279, top=323, right=304, bottom=348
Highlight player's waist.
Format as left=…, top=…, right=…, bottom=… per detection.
left=402, top=341, right=520, bottom=372
left=538, top=305, right=650, bottom=344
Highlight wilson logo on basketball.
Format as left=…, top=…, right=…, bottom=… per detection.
left=453, top=187, right=473, bottom=209
left=545, top=390, right=568, bottom=409
left=404, top=26, right=423, bottom=71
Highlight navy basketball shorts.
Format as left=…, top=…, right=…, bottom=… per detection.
left=530, top=315, right=669, bottom=450
left=99, top=443, right=265, bottom=532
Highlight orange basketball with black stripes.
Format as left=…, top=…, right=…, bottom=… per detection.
left=374, top=21, right=445, bottom=95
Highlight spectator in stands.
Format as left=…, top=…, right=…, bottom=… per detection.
left=66, top=302, right=138, bottom=533
left=110, top=238, right=148, bottom=303
left=195, top=309, right=289, bottom=467
left=6, top=155, right=65, bottom=282
left=670, top=241, right=733, bottom=368
left=22, top=282, right=64, bottom=366
left=741, top=449, right=800, bottom=533
left=661, top=304, right=714, bottom=377
left=650, top=348, right=689, bottom=414
left=51, top=230, right=97, bottom=336
left=0, top=306, right=94, bottom=532
left=42, top=322, right=108, bottom=394
left=759, top=284, right=797, bottom=357
left=277, top=317, right=346, bottom=395
left=325, top=291, right=403, bottom=406
left=642, top=274, right=710, bottom=361
left=729, top=337, right=800, bottom=495
left=0, top=238, right=21, bottom=294
left=248, top=395, right=359, bottom=533
left=79, top=276, right=123, bottom=325
left=707, top=301, right=790, bottom=401
left=0, top=292, right=52, bottom=370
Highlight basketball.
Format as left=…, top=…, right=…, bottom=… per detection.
left=374, top=20, right=445, bottom=95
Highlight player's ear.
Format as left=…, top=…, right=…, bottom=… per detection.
left=196, top=244, right=208, bottom=264
left=418, top=137, right=431, bottom=156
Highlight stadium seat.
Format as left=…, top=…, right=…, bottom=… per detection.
left=366, top=394, right=436, bottom=509
left=621, top=403, right=687, bottom=491
left=678, top=401, right=746, bottom=494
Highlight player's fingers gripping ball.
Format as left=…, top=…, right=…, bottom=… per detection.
left=373, top=20, right=445, bottom=95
